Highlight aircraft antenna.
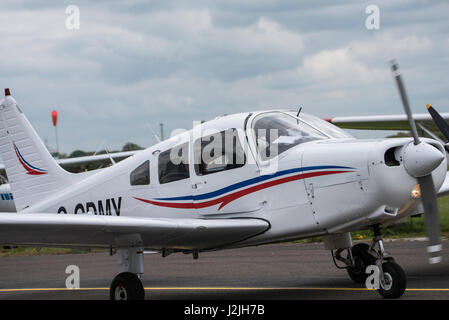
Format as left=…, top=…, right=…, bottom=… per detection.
left=160, top=123, right=164, bottom=141
left=147, top=125, right=161, bottom=143
left=104, top=147, right=116, bottom=165
left=296, top=106, right=302, bottom=124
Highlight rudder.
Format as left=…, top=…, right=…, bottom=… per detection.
left=0, top=89, right=74, bottom=211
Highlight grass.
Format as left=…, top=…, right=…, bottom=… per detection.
left=0, top=247, right=105, bottom=257
left=351, top=194, right=449, bottom=241
left=2, top=195, right=449, bottom=255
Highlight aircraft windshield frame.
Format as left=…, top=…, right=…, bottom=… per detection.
left=251, top=111, right=330, bottom=161
left=285, top=111, right=354, bottom=140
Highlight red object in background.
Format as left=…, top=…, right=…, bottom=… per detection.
left=51, top=110, right=58, bottom=127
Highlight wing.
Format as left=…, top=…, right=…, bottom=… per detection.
left=326, top=113, right=449, bottom=131
left=0, top=150, right=140, bottom=171
left=56, top=150, right=139, bottom=168
left=0, top=213, right=269, bottom=250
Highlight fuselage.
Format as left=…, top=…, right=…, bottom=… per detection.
left=21, top=110, right=447, bottom=247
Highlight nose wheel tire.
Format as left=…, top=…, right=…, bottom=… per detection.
left=110, top=272, right=145, bottom=300
left=347, top=243, right=376, bottom=284
left=378, top=261, right=406, bottom=299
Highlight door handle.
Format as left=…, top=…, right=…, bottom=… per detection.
left=192, top=182, right=206, bottom=189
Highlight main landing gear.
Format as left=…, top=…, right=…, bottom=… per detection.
left=109, top=247, right=145, bottom=300
left=110, top=272, right=145, bottom=300
left=331, top=225, right=406, bottom=299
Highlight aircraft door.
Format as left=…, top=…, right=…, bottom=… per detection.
left=244, top=111, right=321, bottom=237
left=151, top=142, right=195, bottom=218
left=190, top=128, right=263, bottom=216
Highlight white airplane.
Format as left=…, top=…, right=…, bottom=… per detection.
left=0, top=150, right=140, bottom=212
left=0, top=62, right=447, bottom=300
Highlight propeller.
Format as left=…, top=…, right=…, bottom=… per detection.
left=426, top=104, right=449, bottom=142
left=390, top=60, right=443, bottom=264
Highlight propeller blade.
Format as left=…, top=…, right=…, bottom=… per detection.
left=426, top=104, right=449, bottom=142
left=418, top=174, right=442, bottom=264
left=390, top=60, right=442, bottom=263
left=390, top=60, right=421, bottom=145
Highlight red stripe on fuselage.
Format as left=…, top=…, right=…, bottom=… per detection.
left=134, top=170, right=351, bottom=210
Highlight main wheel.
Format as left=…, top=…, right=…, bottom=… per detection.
left=347, top=243, right=376, bottom=284
left=110, top=272, right=145, bottom=300
left=378, top=261, right=406, bottom=299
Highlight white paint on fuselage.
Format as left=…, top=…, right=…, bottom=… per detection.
left=19, top=112, right=447, bottom=247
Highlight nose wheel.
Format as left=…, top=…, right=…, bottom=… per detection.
left=377, top=260, right=406, bottom=299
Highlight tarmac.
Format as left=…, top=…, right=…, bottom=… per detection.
left=0, top=239, right=448, bottom=300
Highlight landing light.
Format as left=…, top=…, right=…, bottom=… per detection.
left=411, top=184, right=421, bottom=199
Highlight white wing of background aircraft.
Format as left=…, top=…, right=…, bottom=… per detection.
left=326, top=112, right=449, bottom=133
left=0, top=150, right=139, bottom=171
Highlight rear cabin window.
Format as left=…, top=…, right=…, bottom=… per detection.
left=130, top=160, right=150, bottom=186
left=194, top=128, right=245, bottom=176
left=158, top=142, right=190, bottom=184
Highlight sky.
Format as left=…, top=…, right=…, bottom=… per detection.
left=0, top=0, right=448, bottom=154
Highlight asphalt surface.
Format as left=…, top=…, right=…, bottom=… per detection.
left=0, top=239, right=449, bottom=300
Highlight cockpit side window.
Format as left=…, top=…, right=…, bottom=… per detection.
left=130, top=160, right=150, bottom=186
left=194, top=128, right=246, bottom=176
left=158, top=142, right=190, bottom=184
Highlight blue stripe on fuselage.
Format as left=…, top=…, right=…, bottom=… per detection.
left=155, top=165, right=354, bottom=202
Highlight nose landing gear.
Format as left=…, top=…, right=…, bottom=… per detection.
left=366, top=225, right=406, bottom=299
left=333, top=225, right=407, bottom=299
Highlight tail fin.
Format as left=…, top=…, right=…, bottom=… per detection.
left=0, top=89, right=73, bottom=211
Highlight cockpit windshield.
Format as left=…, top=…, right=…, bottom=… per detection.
left=288, top=112, right=353, bottom=139
left=251, top=111, right=352, bottom=160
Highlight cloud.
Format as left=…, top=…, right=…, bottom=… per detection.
left=0, top=1, right=447, bottom=153
left=220, top=17, right=304, bottom=55
left=299, top=48, right=381, bottom=84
